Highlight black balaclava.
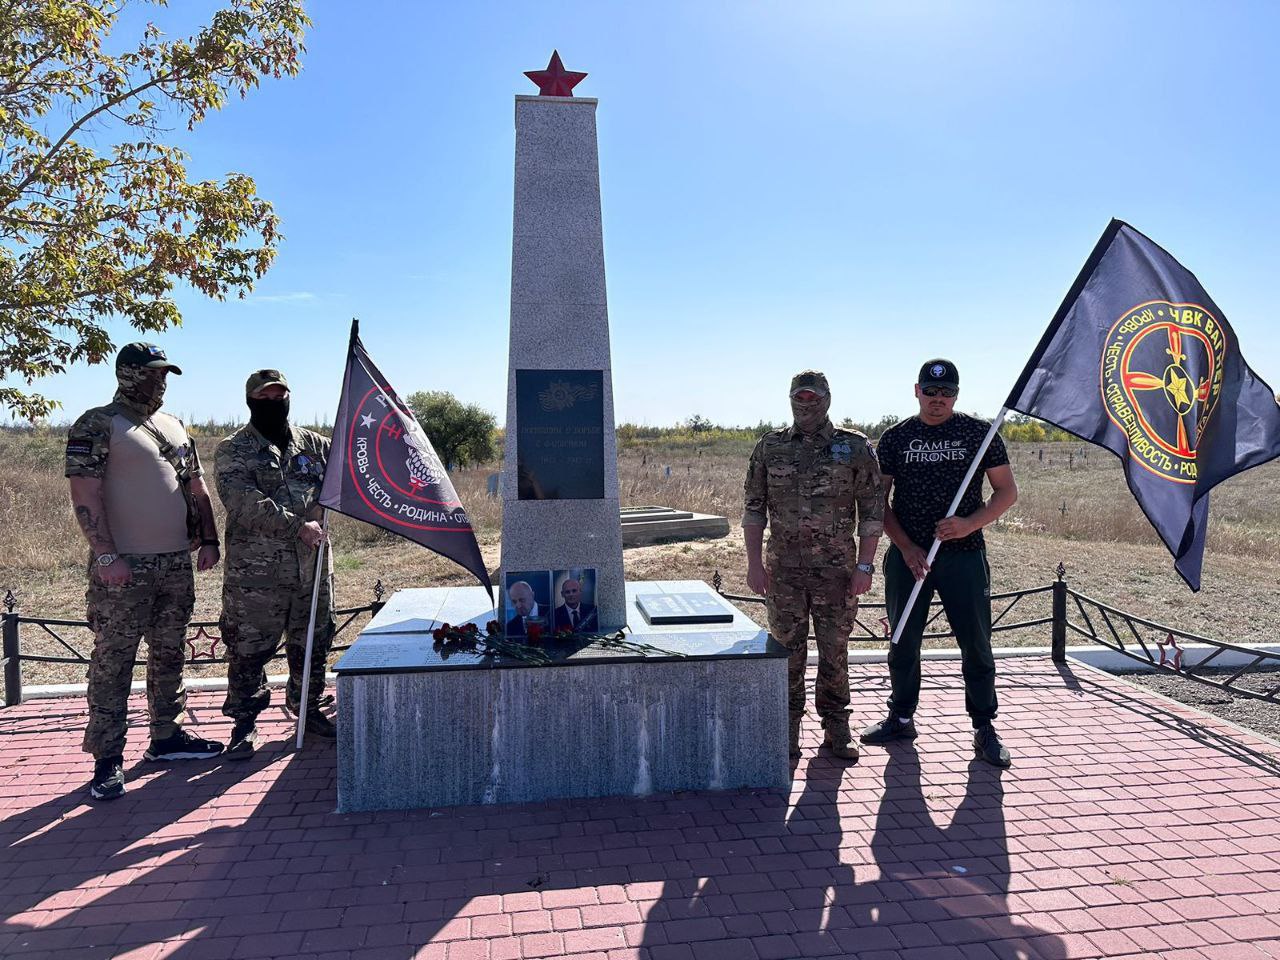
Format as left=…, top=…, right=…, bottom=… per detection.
left=791, top=393, right=831, bottom=436
left=248, top=394, right=291, bottom=450
left=114, top=365, right=167, bottom=416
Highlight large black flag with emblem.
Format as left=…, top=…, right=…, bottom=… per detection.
left=1007, top=219, right=1280, bottom=590
left=320, top=320, right=492, bottom=592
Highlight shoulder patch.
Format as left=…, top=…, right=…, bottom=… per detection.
left=66, top=440, right=93, bottom=456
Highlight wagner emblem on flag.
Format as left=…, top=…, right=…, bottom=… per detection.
left=1100, top=300, right=1228, bottom=485
left=345, top=386, right=472, bottom=531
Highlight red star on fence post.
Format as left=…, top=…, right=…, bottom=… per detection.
left=524, top=50, right=587, bottom=97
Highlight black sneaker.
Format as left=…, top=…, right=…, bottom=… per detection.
left=974, top=724, right=1011, bottom=768
left=859, top=714, right=918, bottom=745
left=300, top=711, right=337, bottom=740
left=89, top=756, right=125, bottom=801
left=143, top=729, right=225, bottom=762
left=225, top=720, right=258, bottom=761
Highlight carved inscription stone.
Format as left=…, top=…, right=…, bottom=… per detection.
left=516, top=369, right=604, bottom=500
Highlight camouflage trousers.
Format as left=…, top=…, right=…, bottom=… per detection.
left=765, top=563, right=858, bottom=728
left=83, top=551, right=194, bottom=759
left=220, top=575, right=335, bottom=722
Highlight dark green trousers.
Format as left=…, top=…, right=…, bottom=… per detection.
left=884, top=544, right=998, bottom=727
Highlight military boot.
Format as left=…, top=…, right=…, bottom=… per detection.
left=822, top=719, right=860, bottom=762
left=788, top=715, right=801, bottom=761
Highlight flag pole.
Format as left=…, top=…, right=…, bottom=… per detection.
left=295, top=510, right=330, bottom=748
left=890, top=407, right=1010, bottom=645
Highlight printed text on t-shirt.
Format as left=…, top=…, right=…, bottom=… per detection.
left=905, top=439, right=968, bottom=463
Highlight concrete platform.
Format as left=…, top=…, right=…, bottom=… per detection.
left=620, top=506, right=730, bottom=547
left=332, top=580, right=789, bottom=812
left=2, top=659, right=1280, bottom=960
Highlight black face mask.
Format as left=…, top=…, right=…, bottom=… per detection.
left=248, top=396, right=291, bottom=447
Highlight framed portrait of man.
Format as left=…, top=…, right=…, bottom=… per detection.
left=552, top=568, right=598, bottom=633
left=504, top=571, right=551, bottom=638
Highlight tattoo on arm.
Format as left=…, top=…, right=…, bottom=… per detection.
left=69, top=478, right=116, bottom=554
left=73, top=503, right=115, bottom=553
left=196, top=494, right=218, bottom=541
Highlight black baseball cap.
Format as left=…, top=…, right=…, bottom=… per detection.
left=116, top=342, right=182, bottom=374
left=918, top=359, right=958, bottom=390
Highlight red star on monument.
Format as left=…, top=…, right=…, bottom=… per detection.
left=524, top=50, right=587, bottom=97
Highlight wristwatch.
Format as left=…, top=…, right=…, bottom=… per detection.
left=855, top=562, right=875, bottom=575
left=95, top=553, right=117, bottom=567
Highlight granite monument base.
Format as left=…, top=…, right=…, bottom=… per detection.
left=334, top=580, right=788, bottom=812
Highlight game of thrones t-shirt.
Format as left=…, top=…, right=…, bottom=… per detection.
left=876, top=413, right=1009, bottom=553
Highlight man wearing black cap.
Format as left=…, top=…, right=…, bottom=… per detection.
left=743, top=370, right=884, bottom=763
left=860, top=359, right=1018, bottom=767
left=66, top=343, right=225, bottom=801
left=215, top=369, right=336, bottom=756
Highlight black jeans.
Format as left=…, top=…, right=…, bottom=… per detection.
left=884, top=544, right=998, bottom=727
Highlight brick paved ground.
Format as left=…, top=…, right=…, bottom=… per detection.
left=2, top=658, right=1279, bottom=960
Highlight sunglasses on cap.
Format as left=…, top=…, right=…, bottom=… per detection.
left=921, top=386, right=958, bottom=398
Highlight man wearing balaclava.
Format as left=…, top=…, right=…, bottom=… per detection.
left=743, top=370, right=884, bottom=765
left=66, top=342, right=226, bottom=802
left=215, top=369, right=336, bottom=757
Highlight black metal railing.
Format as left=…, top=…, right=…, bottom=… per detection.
left=2, top=581, right=386, bottom=707
left=1063, top=587, right=1280, bottom=704
left=713, top=563, right=1279, bottom=705
left=711, top=566, right=1063, bottom=650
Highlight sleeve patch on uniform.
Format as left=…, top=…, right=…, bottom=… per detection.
left=66, top=440, right=93, bottom=456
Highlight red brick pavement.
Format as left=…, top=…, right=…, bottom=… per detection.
left=2, top=658, right=1279, bottom=960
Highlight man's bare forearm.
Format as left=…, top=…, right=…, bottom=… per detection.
left=189, top=477, right=220, bottom=542
left=857, top=534, right=880, bottom=565
left=69, top=478, right=116, bottom=555
left=883, top=505, right=918, bottom=551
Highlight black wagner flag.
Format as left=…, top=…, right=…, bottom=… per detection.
left=1007, top=219, right=1280, bottom=590
left=320, top=320, right=492, bottom=592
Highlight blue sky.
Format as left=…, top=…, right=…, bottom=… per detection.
left=19, top=0, right=1280, bottom=428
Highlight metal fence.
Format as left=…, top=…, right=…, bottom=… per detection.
left=5, top=567, right=1278, bottom=707
left=2, top=581, right=386, bottom=707
left=713, top=563, right=1280, bottom=705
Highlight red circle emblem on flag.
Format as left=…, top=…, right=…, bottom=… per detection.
left=346, top=387, right=475, bottom=532
left=1100, top=300, right=1228, bottom=485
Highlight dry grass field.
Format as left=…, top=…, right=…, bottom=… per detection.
left=2, top=426, right=1277, bottom=688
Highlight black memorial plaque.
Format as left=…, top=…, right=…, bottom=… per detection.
left=637, top=592, right=736, bottom=626
left=516, top=369, right=604, bottom=500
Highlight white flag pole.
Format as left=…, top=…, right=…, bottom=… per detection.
left=295, top=510, right=330, bottom=749
left=889, top=407, right=1011, bottom=645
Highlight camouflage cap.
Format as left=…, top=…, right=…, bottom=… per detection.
left=789, top=370, right=830, bottom=398
left=116, top=342, right=182, bottom=374
left=245, top=368, right=289, bottom=398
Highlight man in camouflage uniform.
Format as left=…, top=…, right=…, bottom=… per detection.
left=216, top=369, right=336, bottom=757
left=743, top=370, right=884, bottom=762
left=66, top=343, right=225, bottom=802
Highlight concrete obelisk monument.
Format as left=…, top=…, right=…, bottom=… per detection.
left=499, top=51, right=625, bottom=628
left=332, top=55, right=786, bottom=812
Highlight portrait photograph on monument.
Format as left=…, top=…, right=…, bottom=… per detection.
left=503, top=570, right=551, bottom=637
left=552, top=568, right=598, bottom=633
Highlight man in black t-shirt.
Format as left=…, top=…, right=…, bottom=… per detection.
left=860, top=359, right=1019, bottom=767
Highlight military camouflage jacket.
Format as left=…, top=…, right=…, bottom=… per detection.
left=215, top=424, right=330, bottom=586
left=742, top=420, right=885, bottom=569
